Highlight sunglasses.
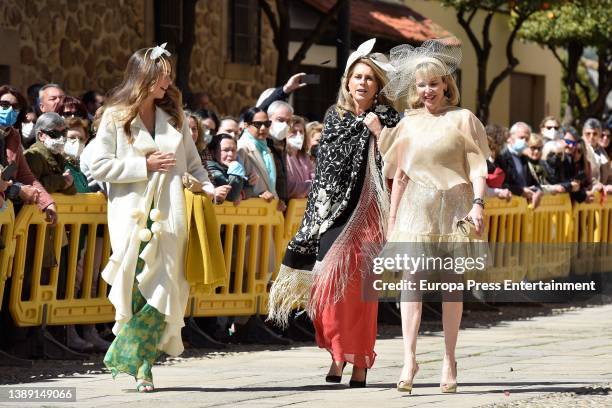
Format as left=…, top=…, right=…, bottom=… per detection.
left=529, top=145, right=543, bottom=151
left=0, top=100, right=20, bottom=110
left=545, top=125, right=560, bottom=130
left=41, top=128, right=67, bottom=139
left=563, top=139, right=577, bottom=146
left=61, top=111, right=86, bottom=119
left=249, top=120, right=272, bottom=129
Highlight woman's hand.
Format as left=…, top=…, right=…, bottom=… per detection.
left=550, top=185, right=566, bottom=194
left=44, top=203, right=58, bottom=226
left=0, top=179, right=11, bottom=193
left=467, top=204, right=484, bottom=236
left=364, top=112, right=383, bottom=138
left=259, top=191, right=274, bottom=202
left=494, top=188, right=512, bottom=201
left=146, top=151, right=176, bottom=172
left=63, top=171, right=74, bottom=189
left=214, top=185, right=232, bottom=202
left=570, top=181, right=580, bottom=192
left=19, top=185, right=40, bottom=204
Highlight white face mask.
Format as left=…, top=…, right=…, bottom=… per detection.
left=43, top=136, right=66, bottom=154
left=269, top=120, right=288, bottom=141
left=542, top=128, right=560, bottom=140
left=64, top=138, right=84, bottom=159
left=287, top=132, right=304, bottom=150
left=21, top=122, right=35, bottom=140
left=203, top=129, right=213, bottom=145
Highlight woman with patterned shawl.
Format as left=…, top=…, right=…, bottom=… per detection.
left=268, top=39, right=400, bottom=387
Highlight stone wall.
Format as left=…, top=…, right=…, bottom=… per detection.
left=189, top=0, right=278, bottom=116
left=1, top=0, right=147, bottom=96
left=0, top=0, right=278, bottom=117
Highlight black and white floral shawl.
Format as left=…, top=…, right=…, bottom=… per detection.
left=267, top=103, right=400, bottom=326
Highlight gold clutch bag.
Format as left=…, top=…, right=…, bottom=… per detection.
left=456, top=215, right=479, bottom=239
left=182, top=172, right=203, bottom=193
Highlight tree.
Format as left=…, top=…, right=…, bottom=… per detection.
left=519, top=0, right=612, bottom=126
left=440, top=0, right=548, bottom=123
left=259, top=0, right=348, bottom=85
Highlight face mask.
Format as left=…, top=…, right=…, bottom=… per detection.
left=64, top=138, right=84, bottom=159
left=269, top=120, right=288, bottom=141
left=203, top=129, right=213, bottom=145
left=227, top=161, right=246, bottom=178
left=542, top=128, right=560, bottom=140
left=510, top=138, right=527, bottom=155
left=43, top=136, right=65, bottom=154
left=0, top=107, right=19, bottom=127
left=21, top=122, right=34, bottom=139
left=287, top=132, right=304, bottom=150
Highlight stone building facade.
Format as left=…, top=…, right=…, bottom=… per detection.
left=0, top=0, right=278, bottom=116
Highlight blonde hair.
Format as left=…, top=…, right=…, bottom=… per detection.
left=335, top=58, right=393, bottom=115
left=289, top=115, right=308, bottom=154
left=94, top=48, right=182, bottom=143
left=407, top=59, right=460, bottom=109
left=539, top=115, right=559, bottom=129
left=528, top=133, right=544, bottom=146
left=64, top=116, right=90, bottom=142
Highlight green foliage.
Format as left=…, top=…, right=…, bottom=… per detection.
left=440, top=0, right=549, bottom=20
left=519, top=0, right=612, bottom=47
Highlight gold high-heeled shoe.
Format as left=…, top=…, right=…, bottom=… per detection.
left=397, top=363, right=419, bottom=393
left=440, top=361, right=457, bottom=393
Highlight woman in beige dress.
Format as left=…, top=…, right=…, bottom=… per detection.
left=374, top=39, right=490, bottom=394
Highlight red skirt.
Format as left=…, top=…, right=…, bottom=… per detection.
left=312, top=269, right=378, bottom=368
left=311, top=206, right=381, bottom=369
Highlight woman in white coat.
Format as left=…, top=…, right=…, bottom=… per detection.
left=90, top=44, right=214, bottom=392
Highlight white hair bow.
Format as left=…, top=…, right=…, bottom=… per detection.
left=344, top=38, right=394, bottom=75
left=149, top=42, right=171, bottom=60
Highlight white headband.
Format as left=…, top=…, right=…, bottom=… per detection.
left=344, top=38, right=394, bottom=75
left=148, top=42, right=171, bottom=60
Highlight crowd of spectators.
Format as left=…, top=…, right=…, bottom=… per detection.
left=1, top=71, right=611, bottom=354
left=485, top=116, right=612, bottom=208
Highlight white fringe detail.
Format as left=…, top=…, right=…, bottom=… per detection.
left=267, top=266, right=314, bottom=329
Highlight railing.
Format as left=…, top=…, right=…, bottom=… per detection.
left=2, top=192, right=610, bottom=327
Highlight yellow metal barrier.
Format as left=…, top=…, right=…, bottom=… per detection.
left=281, top=198, right=307, bottom=260
left=475, top=196, right=530, bottom=284
left=188, top=198, right=284, bottom=317
left=570, top=192, right=608, bottom=275
left=599, top=195, right=612, bottom=273
left=5, top=190, right=609, bottom=330
left=0, top=200, right=15, bottom=310
left=9, top=193, right=113, bottom=326
left=525, top=194, right=573, bottom=281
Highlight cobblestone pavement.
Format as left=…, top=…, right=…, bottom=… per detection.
left=480, top=383, right=612, bottom=407
left=1, top=302, right=611, bottom=407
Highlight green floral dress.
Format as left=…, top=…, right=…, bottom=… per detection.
left=103, top=131, right=167, bottom=382
left=103, top=240, right=167, bottom=381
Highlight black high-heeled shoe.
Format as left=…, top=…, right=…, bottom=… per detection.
left=349, top=368, right=367, bottom=388
left=325, top=361, right=347, bottom=383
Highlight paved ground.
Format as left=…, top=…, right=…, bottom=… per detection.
left=1, top=303, right=611, bottom=408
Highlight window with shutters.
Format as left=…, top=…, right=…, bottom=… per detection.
left=154, top=0, right=183, bottom=52
left=228, top=0, right=261, bottom=65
